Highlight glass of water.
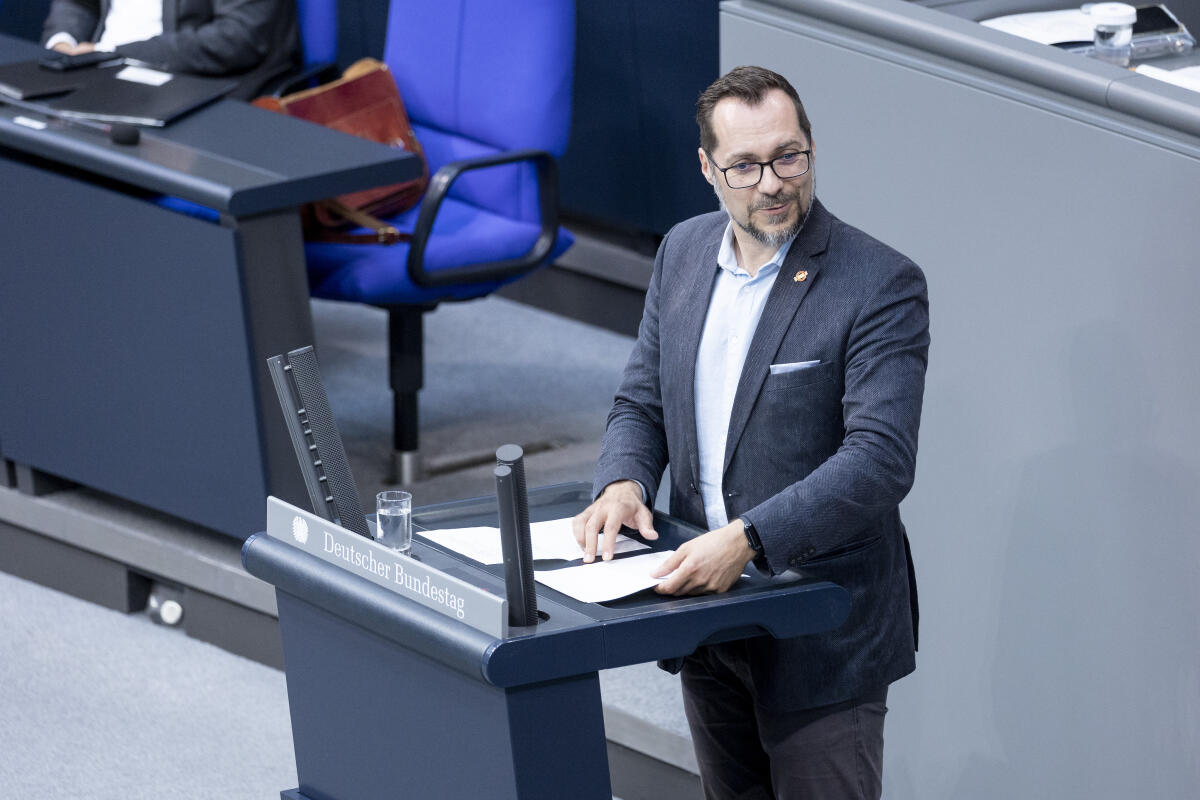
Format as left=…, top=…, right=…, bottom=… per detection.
left=375, top=490, right=412, bottom=554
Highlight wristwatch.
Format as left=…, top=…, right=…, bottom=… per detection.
left=740, top=517, right=764, bottom=555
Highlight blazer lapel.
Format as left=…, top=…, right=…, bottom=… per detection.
left=722, top=200, right=833, bottom=474
left=675, top=240, right=721, bottom=495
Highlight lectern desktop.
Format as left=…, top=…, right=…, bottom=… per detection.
left=243, top=488, right=851, bottom=800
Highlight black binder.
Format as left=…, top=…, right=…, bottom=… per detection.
left=0, top=59, right=235, bottom=126
left=0, top=58, right=94, bottom=100
left=47, top=63, right=237, bottom=126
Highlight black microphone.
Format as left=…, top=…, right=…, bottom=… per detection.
left=109, top=123, right=140, bottom=146
left=495, top=444, right=538, bottom=627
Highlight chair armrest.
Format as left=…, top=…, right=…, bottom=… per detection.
left=406, top=149, right=560, bottom=289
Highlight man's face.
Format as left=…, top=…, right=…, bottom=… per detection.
left=699, top=89, right=813, bottom=250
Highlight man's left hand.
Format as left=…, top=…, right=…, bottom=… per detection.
left=652, top=519, right=756, bottom=595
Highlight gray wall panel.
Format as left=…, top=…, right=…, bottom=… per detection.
left=724, top=4, right=1200, bottom=798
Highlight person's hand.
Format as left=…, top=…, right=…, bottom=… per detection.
left=652, top=519, right=755, bottom=595
left=573, top=480, right=658, bottom=562
left=55, top=42, right=96, bottom=55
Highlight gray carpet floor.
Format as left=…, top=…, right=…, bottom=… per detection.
left=0, top=295, right=693, bottom=798
left=0, top=569, right=298, bottom=799
left=314, top=295, right=642, bottom=509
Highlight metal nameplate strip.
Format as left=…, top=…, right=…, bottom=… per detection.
left=266, top=497, right=507, bottom=637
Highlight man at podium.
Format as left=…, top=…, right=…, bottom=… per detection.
left=575, top=66, right=929, bottom=800
left=41, top=0, right=300, bottom=98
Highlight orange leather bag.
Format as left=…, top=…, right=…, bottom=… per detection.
left=254, top=58, right=429, bottom=244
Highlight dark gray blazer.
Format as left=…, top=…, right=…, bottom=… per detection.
left=593, top=200, right=929, bottom=710
left=42, top=0, right=300, bottom=98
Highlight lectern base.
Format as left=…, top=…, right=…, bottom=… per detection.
left=277, top=590, right=613, bottom=800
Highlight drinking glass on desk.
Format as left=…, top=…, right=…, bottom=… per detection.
left=1091, top=2, right=1136, bottom=66
left=375, top=490, right=412, bottom=554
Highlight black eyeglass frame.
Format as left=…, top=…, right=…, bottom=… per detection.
left=705, top=149, right=812, bottom=190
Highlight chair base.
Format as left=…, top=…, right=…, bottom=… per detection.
left=392, top=449, right=422, bottom=485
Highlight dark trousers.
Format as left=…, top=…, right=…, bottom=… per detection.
left=680, top=644, right=888, bottom=800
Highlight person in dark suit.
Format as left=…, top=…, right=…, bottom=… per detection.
left=574, top=65, right=929, bottom=799
left=41, top=0, right=300, bottom=99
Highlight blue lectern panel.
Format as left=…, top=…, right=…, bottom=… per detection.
left=277, top=590, right=610, bottom=800
left=0, top=155, right=269, bottom=534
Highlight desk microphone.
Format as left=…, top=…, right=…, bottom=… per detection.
left=495, top=444, right=538, bottom=627
left=109, top=122, right=140, bottom=146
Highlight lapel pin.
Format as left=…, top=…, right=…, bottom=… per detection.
left=793, top=270, right=808, bottom=283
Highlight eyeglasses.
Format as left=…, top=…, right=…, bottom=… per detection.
left=706, top=150, right=811, bottom=190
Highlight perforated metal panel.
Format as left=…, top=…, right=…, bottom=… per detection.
left=267, top=347, right=370, bottom=538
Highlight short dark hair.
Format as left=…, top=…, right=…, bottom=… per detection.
left=696, top=66, right=812, bottom=154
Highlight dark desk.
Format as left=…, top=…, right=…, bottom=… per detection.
left=0, top=34, right=422, bottom=537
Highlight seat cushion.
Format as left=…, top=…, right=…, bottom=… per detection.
left=305, top=195, right=574, bottom=305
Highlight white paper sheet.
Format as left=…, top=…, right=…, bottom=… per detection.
left=415, top=517, right=649, bottom=565
left=531, top=517, right=650, bottom=560
left=1135, top=64, right=1200, bottom=93
left=116, top=65, right=173, bottom=86
left=534, top=550, right=675, bottom=603
left=415, top=526, right=505, bottom=564
left=980, top=10, right=1096, bottom=45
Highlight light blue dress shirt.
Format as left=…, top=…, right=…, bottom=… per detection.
left=695, top=223, right=795, bottom=529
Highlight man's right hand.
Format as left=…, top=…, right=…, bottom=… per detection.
left=51, top=41, right=96, bottom=55
left=572, top=480, right=658, bottom=563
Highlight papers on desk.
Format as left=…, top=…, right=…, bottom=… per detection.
left=534, top=550, right=674, bottom=603
left=415, top=517, right=649, bottom=565
left=1135, top=63, right=1200, bottom=92
left=980, top=4, right=1198, bottom=57
left=115, top=65, right=173, bottom=87
left=980, top=9, right=1096, bottom=45
left=418, top=518, right=666, bottom=603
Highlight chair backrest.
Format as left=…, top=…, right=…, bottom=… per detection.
left=381, top=0, right=574, bottom=221
left=296, top=0, right=338, bottom=68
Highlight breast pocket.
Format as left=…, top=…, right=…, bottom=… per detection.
left=763, top=360, right=837, bottom=392
left=741, top=359, right=843, bottom=472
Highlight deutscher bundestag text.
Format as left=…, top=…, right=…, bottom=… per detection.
left=324, top=532, right=467, bottom=619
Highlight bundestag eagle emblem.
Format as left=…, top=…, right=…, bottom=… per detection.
left=292, top=516, right=309, bottom=545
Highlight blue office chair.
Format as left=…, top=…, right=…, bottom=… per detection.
left=296, top=0, right=337, bottom=67
left=304, top=0, right=576, bottom=482
left=260, top=0, right=339, bottom=96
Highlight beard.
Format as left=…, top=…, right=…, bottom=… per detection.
left=713, top=176, right=814, bottom=249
